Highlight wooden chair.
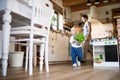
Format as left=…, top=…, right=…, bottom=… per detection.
left=10, top=0, right=54, bottom=75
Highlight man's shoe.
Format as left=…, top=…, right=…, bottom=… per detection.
left=80, top=60, right=86, bottom=63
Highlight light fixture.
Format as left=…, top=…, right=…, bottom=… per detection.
left=94, top=0, right=100, bottom=4
left=103, top=0, right=108, bottom=3
left=86, top=0, right=92, bottom=6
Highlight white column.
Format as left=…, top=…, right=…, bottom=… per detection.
left=2, top=9, right=12, bottom=76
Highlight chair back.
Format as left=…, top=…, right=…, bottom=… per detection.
left=31, top=0, right=54, bottom=34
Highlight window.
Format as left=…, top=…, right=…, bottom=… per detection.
left=58, top=14, right=63, bottom=31
left=51, top=11, right=63, bottom=31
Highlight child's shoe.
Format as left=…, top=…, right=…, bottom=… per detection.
left=77, top=60, right=81, bottom=66
left=72, top=63, right=77, bottom=67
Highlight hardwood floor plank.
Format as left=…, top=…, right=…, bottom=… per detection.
left=0, top=63, right=120, bottom=80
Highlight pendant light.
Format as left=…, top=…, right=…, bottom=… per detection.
left=94, top=0, right=100, bottom=4
left=86, top=0, right=92, bottom=6
left=103, top=0, right=108, bottom=3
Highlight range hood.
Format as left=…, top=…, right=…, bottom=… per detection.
left=88, top=5, right=99, bottom=21
left=88, top=6, right=113, bottom=39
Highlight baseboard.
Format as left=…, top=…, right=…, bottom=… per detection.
left=48, top=60, right=93, bottom=64
left=86, top=60, right=93, bottom=62
left=49, top=60, right=72, bottom=64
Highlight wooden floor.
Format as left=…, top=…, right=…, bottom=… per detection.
left=0, top=62, right=120, bottom=80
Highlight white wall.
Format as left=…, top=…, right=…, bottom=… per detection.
left=91, top=20, right=113, bottom=39
left=72, top=10, right=89, bottom=22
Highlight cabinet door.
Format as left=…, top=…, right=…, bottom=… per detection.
left=48, top=32, right=70, bottom=61
left=48, top=31, right=57, bottom=61
left=105, top=45, right=118, bottom=62
left=54, top=34, right=67, bottom=61
left=48, top=46, right=56, bottom=61
left=49, top=31, right=57, bottom=47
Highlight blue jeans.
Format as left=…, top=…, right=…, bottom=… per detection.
left=70, top=46, right=83, bottom=64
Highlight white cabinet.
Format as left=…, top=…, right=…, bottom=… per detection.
left=93, top=39, right=119, bottom=67
left=48, top=31, right=71, bottom=61
left=93, top=46, right=105, bottom=61
left=49, top=31, right=57, bottom=47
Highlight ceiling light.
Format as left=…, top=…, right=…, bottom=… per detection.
left=86, top=0, right=92, bottom=6
left=103, top=0, right=108, bottom=3
left=94, top=0, right=100, bottom=4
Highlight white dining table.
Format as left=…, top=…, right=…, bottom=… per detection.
left=0, top=0, right=32, bottom=76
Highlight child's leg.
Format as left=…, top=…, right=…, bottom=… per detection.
left=76, top=47, right=83, bottom=61
left=70, top=47, right=77, bottom=64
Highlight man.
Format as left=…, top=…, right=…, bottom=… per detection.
left=81, top=14, right=92, bottom=62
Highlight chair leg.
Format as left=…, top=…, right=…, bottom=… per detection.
left=45, top=37, right=49, bottom=72
left=29, top=33, right=33, bottom=75
left=25, top=45, right=29, bottom=71
left=2, top=9, right=11, bottom=76
left=33, top=45, right=37, bottom=67
left=39, top=44, right=45, bottom=71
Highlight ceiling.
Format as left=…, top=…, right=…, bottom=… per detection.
left=62, top=0, right=120, bottom=12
